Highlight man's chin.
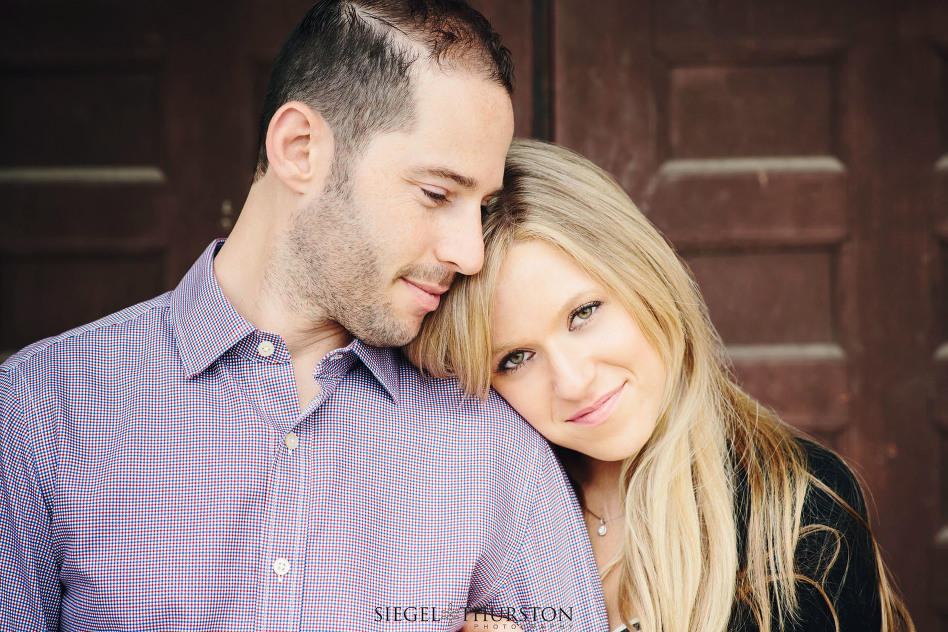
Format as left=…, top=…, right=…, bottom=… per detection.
left=350, top=315, right=423, bottom=349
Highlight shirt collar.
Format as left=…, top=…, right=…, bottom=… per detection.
left=170, top=239, right=255, bottom=378
left=169, top=239, right=406, bottom=402
left=349, top=340, right=402, bottom=404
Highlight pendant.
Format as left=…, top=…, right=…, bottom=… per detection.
left=597, top=520, right=607, bottom=536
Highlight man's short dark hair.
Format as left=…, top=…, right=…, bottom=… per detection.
left=254, top=0, right=514, bottom=181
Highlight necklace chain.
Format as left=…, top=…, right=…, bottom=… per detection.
left=583, top=506, right=623, bottom=536
left=584, top=506, right=623, bottom=523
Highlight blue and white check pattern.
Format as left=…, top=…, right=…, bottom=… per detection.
left=0, top=240, right=608, bottom=631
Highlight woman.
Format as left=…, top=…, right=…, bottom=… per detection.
left=408, top=139, right=914, bottom=632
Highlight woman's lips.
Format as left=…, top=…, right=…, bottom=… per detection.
left=567, top=383, right=625, bottom=427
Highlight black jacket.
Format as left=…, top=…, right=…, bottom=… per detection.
left=728, top=439, right=883, bottom=632
left=615, top=439, right=883, bottom=632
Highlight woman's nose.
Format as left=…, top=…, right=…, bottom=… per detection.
left=548, top=346, right=595, bottom=402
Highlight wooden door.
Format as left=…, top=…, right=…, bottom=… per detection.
left=2, top=0, right=945, bottom=628
left=0, top=0, right=315, bottom=358
left=473, top=0, right=946, bottom=628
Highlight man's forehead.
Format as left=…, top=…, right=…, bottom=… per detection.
left=411, top=55, right=509, bottom=93
left=410, top=63, right=512, bottom=109
left=362, top=66, right=513, bottom=193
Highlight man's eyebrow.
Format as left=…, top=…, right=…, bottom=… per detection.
left=411, top=167, right=478, bottom=190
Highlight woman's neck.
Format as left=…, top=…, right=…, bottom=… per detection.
left=580, top=457, right=625, bottom=515
left=579, top=456, right=627, bottom=630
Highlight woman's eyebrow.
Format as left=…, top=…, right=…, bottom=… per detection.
left=490, top=341, right=515, bottom=358
left=489, top=290, right=590, bottom=356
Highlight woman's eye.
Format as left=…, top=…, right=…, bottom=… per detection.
left=569, top=302, right=601, bottom=329
left=498, top=350, right=534, bottom=372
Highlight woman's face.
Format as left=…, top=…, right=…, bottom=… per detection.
left=489, top=240, right=667, bottom=462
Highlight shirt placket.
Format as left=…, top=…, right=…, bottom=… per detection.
left=295, top=350, right=353, bottom=628
left=257, top=425, right=307, bottom=631
left=250, top=341, right=309, bottom=632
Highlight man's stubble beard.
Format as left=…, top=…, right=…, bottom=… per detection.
left=269, top=156, right=452, bottom=348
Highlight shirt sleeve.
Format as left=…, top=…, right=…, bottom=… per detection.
left=471, top=441, right=609, bottom=632
left=782, top=441, right=883, bottom=632
left=0, top=366, right=61, bottom=630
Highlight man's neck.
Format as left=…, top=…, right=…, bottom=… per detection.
left=214, top=240, right=352, bottom=360
left=213, top=181, right=353, bottom=364
left=215, top=236, right=353, bottom=413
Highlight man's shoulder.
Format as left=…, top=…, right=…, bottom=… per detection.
left=389, top=352, right=554, bottom=451
left=394, top=354, right=528, bottom=421
left=1, top=291, right=174, bottom=379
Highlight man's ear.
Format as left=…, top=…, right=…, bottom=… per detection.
left=264, top=101, right=334, bottom=194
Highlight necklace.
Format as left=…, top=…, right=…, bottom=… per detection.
left=584, top=506, right=623, bottom=536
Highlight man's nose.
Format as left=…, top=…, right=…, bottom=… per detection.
left=433, top=202, right=485, bottom=276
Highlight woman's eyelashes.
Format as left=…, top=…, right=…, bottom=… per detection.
left=494, top=302, right=603, bottom=375
left=569, top=301, right=602, bottom=330
left=496, top=349, right=535, bottom=374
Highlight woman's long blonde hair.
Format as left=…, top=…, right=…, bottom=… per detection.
left=407, top=138, right=912, bottom=632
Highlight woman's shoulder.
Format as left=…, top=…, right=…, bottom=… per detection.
left=795, top=437, right=869, bottom=524
left=734, top=436, right=870, bottom=528
left=793, top=438, right=883, bottom=631
left=731, top=435, right=883, bottom=631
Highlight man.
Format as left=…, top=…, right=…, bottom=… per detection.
left=0, top=1, right=608, bottom=630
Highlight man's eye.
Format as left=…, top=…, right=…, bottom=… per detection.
left=422, top=188, right=448, bottom=203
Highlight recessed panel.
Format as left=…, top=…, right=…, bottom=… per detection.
left=467, top=0, right=535, bottom=138
left=0, top=254, right=165, bottom=351
left=685, top=250, right=834, bottom=344
left=0, top=185, right=171, bottom=245
left=0, top=67, right=160, bottom=167
left=0, top=5, right=164, bottom=54
left=730, top=353, right=848, bottom=434
left=649, top=159, right=847, bottom=247
left=669, top=64, right=833, bottom=158
left=654, top=0, right=853, bottom=50
left=552, top=0, right=652, bottom=194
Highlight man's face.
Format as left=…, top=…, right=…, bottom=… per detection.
left=283, top=67, right=514, bottom=347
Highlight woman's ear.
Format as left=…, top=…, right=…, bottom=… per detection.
left=264, top=100, right=334, bottom=194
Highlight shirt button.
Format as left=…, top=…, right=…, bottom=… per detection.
left=273, top=557, right=290, bottom=577
left=284, top=431, right=299, bottom=451
left=257, top=340, right=275, bottom=357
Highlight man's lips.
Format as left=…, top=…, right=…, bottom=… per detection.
left=404, top=279, right=449, bottom=296
left=566, top=384, right=625, bottom=427
left=401, top=278, right=449, bottom=312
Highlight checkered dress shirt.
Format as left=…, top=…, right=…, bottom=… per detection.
left=0, top=240, right=608, bottom=631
